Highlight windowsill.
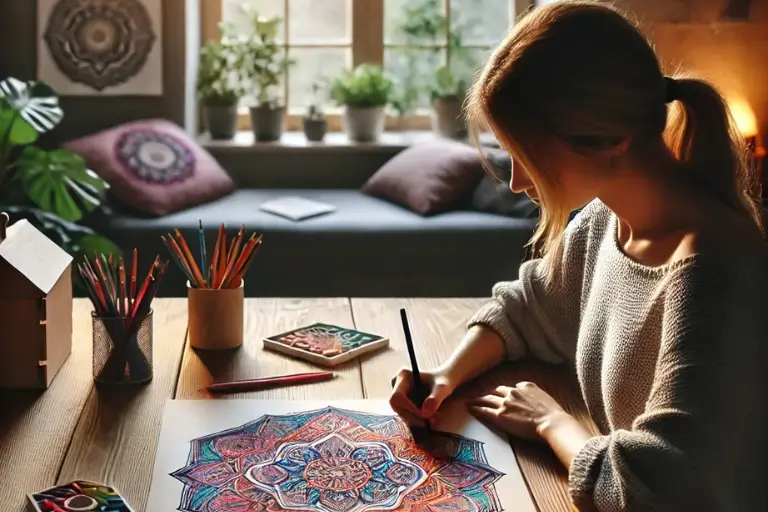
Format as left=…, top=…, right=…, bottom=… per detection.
left=199, top=130, right=499, bottom=153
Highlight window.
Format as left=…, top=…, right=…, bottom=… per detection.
left=206, top=0, right=521, bottom=129
left=220, top=0, right=352, bottom=112
left=384, top=0, right=515, bottom=113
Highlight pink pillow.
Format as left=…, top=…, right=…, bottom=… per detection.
left=65, top=119, right=234, bottom=216
left=362, top=139, right=485, bottom=215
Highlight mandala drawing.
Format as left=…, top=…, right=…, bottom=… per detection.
left=43, top=0, right=157, bottom=91
left=115, top=129, right=196, bottom=184
left=171, top=407, right=505, bottom=512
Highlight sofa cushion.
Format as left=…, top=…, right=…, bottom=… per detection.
left=87, top=189, right=537, bottom=297
left=361, top=139, right=485, bottom=215
left=65, top=119, right=234, bottom=216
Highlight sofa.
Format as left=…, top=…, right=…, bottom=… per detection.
left=90, top=188, right=536, bottom=297
left=74, top=129, right=538, bottom=298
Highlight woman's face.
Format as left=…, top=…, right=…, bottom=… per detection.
left=509, top=138, right=605, bottom=211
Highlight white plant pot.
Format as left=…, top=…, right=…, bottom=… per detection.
left=344, top=106, right=385, bottom=142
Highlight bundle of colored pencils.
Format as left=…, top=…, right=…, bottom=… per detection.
left=162, top=222, right=262, bottom=289
left=77, top=250, right=168, bottom=382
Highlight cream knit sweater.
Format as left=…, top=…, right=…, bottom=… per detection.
left=468, top=200, right=768, bottom=512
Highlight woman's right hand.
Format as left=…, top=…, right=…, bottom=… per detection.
left=389, top=367, right=456, bottom=427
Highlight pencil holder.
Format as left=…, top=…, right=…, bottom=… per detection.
left=92, top=310, right=154, bottom=385
left=187, top=280, right=244, bottom=350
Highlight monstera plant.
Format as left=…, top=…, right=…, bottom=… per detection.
left=0, top=77, right=119, bottom=257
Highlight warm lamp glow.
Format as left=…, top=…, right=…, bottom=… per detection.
left=729, top=98, right=758, bottom=138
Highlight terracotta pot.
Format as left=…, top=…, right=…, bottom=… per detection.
left=431, top=95, right=468, bottom=139
left=303, top=117, right=327, bottom=142
left=343, top=106, right=385, bottom=142
left=203, top=104, right=238, bottom=140
left=249, top=105, right=286, bottom=142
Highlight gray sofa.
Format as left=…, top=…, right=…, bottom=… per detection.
left=90, top=188, right=536, bottom=297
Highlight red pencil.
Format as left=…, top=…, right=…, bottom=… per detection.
left=207, top=372, right=334, bottom=393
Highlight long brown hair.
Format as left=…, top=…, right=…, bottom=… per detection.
left=466, top=0, right=763, bottom=275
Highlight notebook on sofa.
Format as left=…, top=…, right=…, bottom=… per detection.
left=259, top=196, right=337, bottom=221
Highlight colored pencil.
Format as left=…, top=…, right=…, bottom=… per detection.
left=207, top=372, right=334, bottom=393
left=198, top=220, right=207, bottom=284
left=163, top=221, right=263, bottom=290
left=400, top=307, right=432, bottom=432
left=77, top=250, right=168, bottom=383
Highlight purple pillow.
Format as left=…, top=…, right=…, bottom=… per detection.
left=65, top=119, right=234, bottom=216
left=362, top=139, right=486, bottom=215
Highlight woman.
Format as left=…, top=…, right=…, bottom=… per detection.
left=389, top=1, right=768, bottom=510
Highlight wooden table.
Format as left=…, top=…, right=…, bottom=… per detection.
left=0, top=298, right=592, bottom=511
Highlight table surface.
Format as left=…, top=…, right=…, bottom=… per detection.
left=0, top=298, right=594, bottom=511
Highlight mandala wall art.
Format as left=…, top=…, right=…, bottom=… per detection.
left=146, top=400, right=538, bottom=512
left=37, top=0, right=163, bottom=95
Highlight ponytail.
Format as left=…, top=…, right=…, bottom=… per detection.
left=665, top=76, right=764, bottom=233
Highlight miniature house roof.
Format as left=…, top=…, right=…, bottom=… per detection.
left=0, top=219, right=73, bottom=294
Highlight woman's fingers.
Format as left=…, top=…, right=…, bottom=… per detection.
left=467, top=394, right=504, bottom=409
left=491, top=385, right=513, bottom=397
left=467, top=404, right=500, bottom=425
left=389, top=370, right=422, bottom=418
left=421, top=382, right=451, bottom=417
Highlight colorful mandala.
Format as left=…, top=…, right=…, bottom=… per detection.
left=171, top=407, right=504, bottom=512
left=115, top=129, right=195, bottom=184
left=44, top=0, right=156, bottom=91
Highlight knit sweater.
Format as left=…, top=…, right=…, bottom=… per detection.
left=468, top=200, right=768, bottom=512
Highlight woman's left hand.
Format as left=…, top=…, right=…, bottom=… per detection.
left=467, top=382, right=569, bottom=441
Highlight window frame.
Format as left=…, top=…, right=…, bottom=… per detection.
left=201, top=0, right=529, bottom=133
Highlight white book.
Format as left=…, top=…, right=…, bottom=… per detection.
left=258, top=196, right=336, bottom=221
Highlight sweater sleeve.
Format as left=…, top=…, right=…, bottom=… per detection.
left=568, top=258, right=768, bottom=511
left=467, top=206, right=593, bottom=363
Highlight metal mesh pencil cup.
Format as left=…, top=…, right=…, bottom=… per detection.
left=92, top=310, right=154, bottom=385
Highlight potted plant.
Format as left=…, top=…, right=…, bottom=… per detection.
left=330, top=64, right=394, bottom=142
left=197, top=24, right=246, bottom=140
left=302, top=81, right=327, bottom=142
left=0, top=77, right=118, bottom=261
left=238, top=9, right=296, bottom=142
left=430, top=65, right=469, bottom=139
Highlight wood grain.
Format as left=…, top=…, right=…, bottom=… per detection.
left=351, top=298, right=594, bottom=512
left=175, top=298, right=364, bottom=400
left=350, top=298, right=487, bottom=399
left=0, top=300, right=93, bottom=510
left=56, top=299, right=188, bottom=512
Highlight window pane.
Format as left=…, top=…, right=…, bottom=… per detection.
left=451, top=0, right=512, bottom=46
left=289, top=0, right=350, bottom=44
left=452, top=46, right=491, bottom=84
left=384, top=0, right=448, bottom=45
left=385, top=47, right=444, bottom=111
left=222, top=0, right=286, bottom=42
left=288, top=47, right=351, bottom=112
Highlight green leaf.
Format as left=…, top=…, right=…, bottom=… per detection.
left=15, top=146, right=108, bottom=222
left=0, top=78, right=63, bottom=133
left=74, top=234, right=122, bottom=258
left=0, top=101, right=38, bottom=148
left=329, top=64, right=394, bottom=108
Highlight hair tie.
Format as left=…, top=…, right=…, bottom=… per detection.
left=664, top=76, right=678, bottom=103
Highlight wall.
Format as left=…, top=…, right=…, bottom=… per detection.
left=619, top=0, right=768, bottom=146
left=0, top=0, right=196, bottom=144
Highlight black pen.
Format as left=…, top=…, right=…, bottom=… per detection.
left=400, top=307, right=432, bottom=433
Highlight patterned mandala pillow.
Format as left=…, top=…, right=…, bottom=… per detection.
left=65, top=119, right=234, bottom=216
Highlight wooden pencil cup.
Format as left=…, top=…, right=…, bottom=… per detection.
left=187, top=281, right=244, bottom=350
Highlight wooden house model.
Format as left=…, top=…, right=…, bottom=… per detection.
left=0, top=216, right=73, bottom=389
